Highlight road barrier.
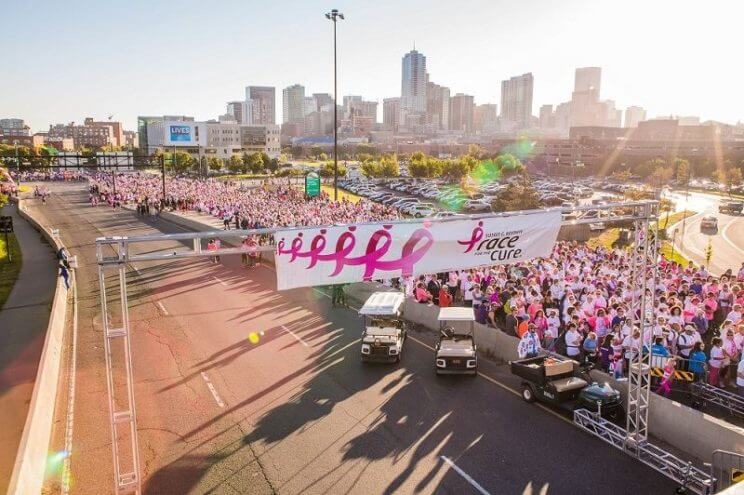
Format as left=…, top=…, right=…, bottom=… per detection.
left=7, top=198, right=71, bottom=495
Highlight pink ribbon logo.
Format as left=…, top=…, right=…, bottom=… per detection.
left=458, top=221, right=484, bottom=253
left=277, top=224, right=434, bottom=280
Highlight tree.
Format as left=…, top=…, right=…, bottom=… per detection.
left=491, top=174, right=542, bottom=212
left=673, top=158, right=691, bottom=186
left=379, top=154, right=400, bottom=177
left=320, top=162, right=347, bottom=177
left=208, top=157, right=223, bottom=172
left=247, top=152, right=264, bottom=173
left=611, top=170, right=632, bottom=182
left=441, top=159, right=469, bottom=180
left=266, top=157, right=279, bottom=173
left=355, top=144, right=378, bottom=157
left=492, top=153, right=524, bottom=175
left=408, top=151, right=429, bottom=177
left=714, top=167, right=743, bottom=195
left=467, top=144, right=487, bottom=160
left=310, top=146, right=324, bottom=159
left=647, top=166, right=673, bottom=189
left=227, top=155, right=243, bottom=173
left=359, top=159, right=382, bottom=177
left=633, top=157, right=666, bottom=178
left=290, top=146, right=304, bottom=159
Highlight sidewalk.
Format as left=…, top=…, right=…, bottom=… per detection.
left=0, top=201, right=57, bottom=493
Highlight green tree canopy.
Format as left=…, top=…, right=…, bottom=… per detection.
left=491, top=175, right=542, bottom=212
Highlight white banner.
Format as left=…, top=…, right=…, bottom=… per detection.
left=275, top=211, right=561, bottom=290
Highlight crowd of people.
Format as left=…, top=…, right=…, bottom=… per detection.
left=401, top=242, right=744, bottom=397
left=87, top=172, right=401, bottom=229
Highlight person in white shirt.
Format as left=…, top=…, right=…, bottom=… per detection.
left=461, top=274, right=475, bottom=307
left=518, top=325, right=542, bottom=359
left=565, top=324, right=582, bottom=358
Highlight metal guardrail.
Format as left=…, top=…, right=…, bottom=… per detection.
left=691, top=382, right=744, bottom=419
left=573, top=408, right=715, bottom=494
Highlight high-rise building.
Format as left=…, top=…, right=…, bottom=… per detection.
left=539, top=104, right=555, bottom=129
left=400, top=49, right=427, bottom=122
left=574, top=67, right=602, bottom=95
left=474, top=104, right=498, bottom=133
left=313, top=93, right=334, bottom=112
left=304, top=97, right=316, bottom=117
left=0, top=118, right=30, bottom=137
left=570, top=67, right=620, bottom=127
left=48, top=118, right=123, bottom=149
left=349, top=100, right=378, bottom=121
left=245, top=86, right=276, bottom=125
left=426, top=82, right=450, bottom=130
left=226, top=101, right=252, bottom=125
left=383, top=97, right=401, bottom=131
left=449, top=93, right=475, bottom=133
left=282, top=84, right=306, bottom=125
left=500, top=73, right=533, bottom=128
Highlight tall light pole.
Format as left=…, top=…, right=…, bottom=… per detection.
left=325, top=8, right=344, bottom=201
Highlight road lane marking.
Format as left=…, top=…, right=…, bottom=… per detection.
left=213, top=275, right=228, bottom=287
left=62, top=271, right=79, bottom=495
left=440, top=456, right=490, bottom=495
left=200, top=372, right=226, bottom=408
left=156, top=301, right=169, bottom=315
left=281, top=324, right=310, bottom=347
left=313, top=287, right=331, bottom=299
left=722, top=219, right=744, bottom=256
left=407, top=335, right=572, bottom=425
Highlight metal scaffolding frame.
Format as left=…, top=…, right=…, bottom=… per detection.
left=96, top=201, right=662, bottom=494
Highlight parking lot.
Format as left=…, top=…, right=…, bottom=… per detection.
left=338, top=174, right=628, bottom=222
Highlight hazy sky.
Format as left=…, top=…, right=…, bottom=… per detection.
left=3, top=0, right=742, bottom=131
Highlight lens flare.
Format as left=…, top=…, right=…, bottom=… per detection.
left=45, top=450, right=69, bottom=477
left=248, top=332, right=260, bottom=344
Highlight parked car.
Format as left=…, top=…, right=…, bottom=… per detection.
left=700, top=215, right=718, bottom=231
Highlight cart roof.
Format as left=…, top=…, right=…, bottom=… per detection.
left=359, top=291, right=405, bottom=315
left=438, top=307, right=475, bottom=321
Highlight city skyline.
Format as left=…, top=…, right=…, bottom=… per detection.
left=3, top=0, right=744, bottom=131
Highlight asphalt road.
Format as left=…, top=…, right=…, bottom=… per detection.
left=664, top=189, right=744, bottom=275
left=35, top=182, right=678, bottom=495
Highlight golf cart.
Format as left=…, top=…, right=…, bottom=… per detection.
left=510, top=354, right=624, bottom=421
left=359, top=291, right=408, bottom=363
left=435, top=307, right=477, bottom=376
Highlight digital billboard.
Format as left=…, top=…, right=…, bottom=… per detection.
left=169, top=124, right=192, bottom=142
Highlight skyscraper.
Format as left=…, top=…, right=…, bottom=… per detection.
left=539, top=104, right=555, bottom=129
left=426, top=82, right=450, bottom=130
left=574, top=67, right=602, bottom=95
left=245, top=86, right=276, bottom=125
left=624, top=106, right=647, bottom=128
left=474, top=104, right=498, bottom=133
left=282, top=84, right=306, bottom=124
left=383, top=97, right=401, bottom=131
left=226, top=101, right=251, bottom=124
left=500, top=73, right=534, bottom=128
left=400, top=49, right=427, bottom=122
left=449, top=93, right=475, bottom=133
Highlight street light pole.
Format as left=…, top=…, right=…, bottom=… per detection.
left=326, top=8, right=344, bottom=201
left=13, top=140, right=20, bottom=185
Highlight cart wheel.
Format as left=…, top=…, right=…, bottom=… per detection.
left=521, top=384, right=536, bottom=403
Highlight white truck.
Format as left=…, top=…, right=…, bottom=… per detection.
left=435, top=307, right=477, bottom=376
left=359, top=292, right=408, bottom=363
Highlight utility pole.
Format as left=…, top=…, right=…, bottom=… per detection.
left=326, top=8, right=344, bottom=201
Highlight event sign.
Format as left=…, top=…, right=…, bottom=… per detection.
left=275, top=211, right=561, bottom=290
left=305, top=172, right=320, bottom=197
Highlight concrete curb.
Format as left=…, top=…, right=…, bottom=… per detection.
left=7, top=197, right=70, bottom=495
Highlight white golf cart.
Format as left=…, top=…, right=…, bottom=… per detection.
left=359, top=292, right=408, bottom=363
left=435, top=307, right=477, bottom=375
